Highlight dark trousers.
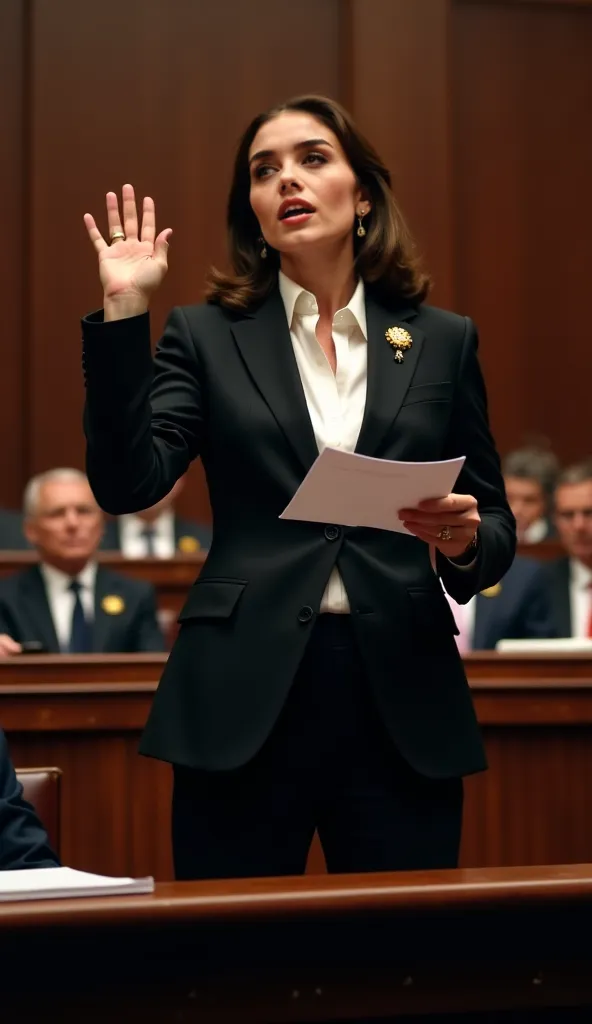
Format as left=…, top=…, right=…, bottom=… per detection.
left=172, top=615, right=463, bottom=880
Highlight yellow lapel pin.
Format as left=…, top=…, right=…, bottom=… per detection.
left=386, top=326, right=413, bottom=363
left=178, top=535, right=200, bottom=554
left=480, top=583, right=502, bottom=599
left=101, top=594, right=125, bottom=615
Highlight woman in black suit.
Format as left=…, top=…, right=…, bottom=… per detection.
left=82, top=95, right=515, bottom=880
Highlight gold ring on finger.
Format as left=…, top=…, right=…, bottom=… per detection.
left=438, top=526, right=452, bottom=542
left=110, top=230, right=126, bottom=243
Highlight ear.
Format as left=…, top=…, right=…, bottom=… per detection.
left=23, top=519, right=37, bottom=547
left=354, top=184, right=372, bottom=216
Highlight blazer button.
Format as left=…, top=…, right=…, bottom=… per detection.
left=324, top=525, right=340, bottom=542
left=297, top=606, right=314, bottom=624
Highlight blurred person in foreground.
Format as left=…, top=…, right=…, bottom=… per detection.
left=0, top=469, right=165, bottom=656
left=0, top=727, right=59, bottom=870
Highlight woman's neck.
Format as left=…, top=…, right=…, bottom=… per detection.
left=280, top=245, right=357, bottom=322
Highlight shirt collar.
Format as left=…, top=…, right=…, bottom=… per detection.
left=121, top=510, right=174, bottom=538
left=278, top=270, right=367, bottom=339
left=40, top=560, right=97, bottom=592
left=570, top=558, right=592, bottom=590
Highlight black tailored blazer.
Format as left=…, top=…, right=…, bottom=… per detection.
left=82, top=286, right=515, bottom=778
left=0, top=565, right=166, bottom=653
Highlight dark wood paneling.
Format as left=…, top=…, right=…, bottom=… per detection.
left=349, top=0, right=454, bottom=309
left=452, top=0, right=592, bottom=460
left=27, top=0, right=343, bottom=523
left=4, top=654, right=592, bottom=879
left=0, top=0, right=26, bottom=507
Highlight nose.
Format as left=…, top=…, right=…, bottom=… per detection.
left=278, top=165, right=302, bottom=194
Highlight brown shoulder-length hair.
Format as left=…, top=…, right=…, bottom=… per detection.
left=204, top=95, right=430, bottom=311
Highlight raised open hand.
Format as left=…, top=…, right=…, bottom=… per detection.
left=83, top=184, right=172, bottom=318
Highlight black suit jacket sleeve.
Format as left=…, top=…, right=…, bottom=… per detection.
left=437, top=319, right=516, bottom=603
left=83, top=308, right=203, bottom=514
left=0, top=730, right=59, bottom=869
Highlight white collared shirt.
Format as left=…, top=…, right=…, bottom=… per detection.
left=39, top=561, right=97, bottom=651
left=569, top=559, right=592, bottom=638
left=118, top=510, right=176, bottom=558
left=278, top=270, right=368, bottom=614
left=522, top=517, right=549, bottom=544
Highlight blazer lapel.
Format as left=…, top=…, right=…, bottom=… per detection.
left=22, top=567, right=60, bottom=653
left=231, top=289, right=319, bottom=473
left=356, top=293, right=423, bottom=457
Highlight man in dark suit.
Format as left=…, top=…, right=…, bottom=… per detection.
left=0, top=508, right=30, bottom=550
left=100, top=474, right=211, bottom=556
left=0, top=469, right=165, bottom=656
left=539, top=461, right=592, bottom=638
left=444, top=555, right=556, bottom=650
left=0, top=727, right=59, bottom=869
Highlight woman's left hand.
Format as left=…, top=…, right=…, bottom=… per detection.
left=398, top=494, right=481, bottom=559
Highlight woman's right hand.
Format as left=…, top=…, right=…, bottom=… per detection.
left=83, top=184, right=172, bottom=320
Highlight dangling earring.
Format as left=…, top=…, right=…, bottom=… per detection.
left=259, top=236, right=268, bottom=259
left=356, top=214, right=367, bottom=238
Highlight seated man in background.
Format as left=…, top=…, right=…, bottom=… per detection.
left=444, top=555, right=556, bottom=651
left=101, top=475, right=211, bottom=557
left=502, top=446, right=559, bottom=543
left=0, top=469, right=165, bottom=656
left=0, top=507, right=30, bottom=550
left=0, top=727, right=59, bottom=869
left=540, top=461, right=592, bottom=638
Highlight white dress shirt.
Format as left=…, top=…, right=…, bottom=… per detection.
left=118, top=510, right=176, bottom=558
left=278, top=271, right=368, bottom=614
left=569, top=559, right=592, bottom=638
left=522, top=517, right=549, bottom=544
left=39, top=561, right=97, bottom=651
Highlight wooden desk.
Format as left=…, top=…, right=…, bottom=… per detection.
left=2, top=654, right=592, bottom=879
left=2, top=867, right=592, bottom=1022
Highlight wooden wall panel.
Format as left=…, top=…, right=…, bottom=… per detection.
left=452, top=0, right=592, bottom=460
left=349, top=0, right=454, bottom=309
left=27, top=0, right=343, bottom=522
left=0, top=0, right=26, bottom=508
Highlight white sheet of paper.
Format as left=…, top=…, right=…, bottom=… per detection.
left=280, top=448, right=466, bottom=534
left=0, top=866, right=154, bottom=902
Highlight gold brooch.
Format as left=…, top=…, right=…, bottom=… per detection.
left=178, top=535, right=200, bottom=553
left=385, top=326, right=413, bottom=362
left=101, top=594, right=125, bottom=615
left=480, top=583, right=502, bottom=599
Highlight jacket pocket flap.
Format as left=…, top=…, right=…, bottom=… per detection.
left=177, top=579, right=247, bottom=622
left=402, top=381, right=453, bottom=406
left=408, top=587, right=460, bottom=636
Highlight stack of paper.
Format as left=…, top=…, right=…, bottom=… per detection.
left=280, top=448, right=466, bottom=533
left=0, top=866, right=154, bottom=902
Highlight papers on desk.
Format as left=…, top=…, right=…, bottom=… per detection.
left=0, top=866, right=154, bottom=902
left=280, top=448, right=466, bottom=534
left=496, top=638, right=592, bottom=653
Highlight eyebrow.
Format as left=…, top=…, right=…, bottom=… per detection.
left=249, top=138, right=334, bottom=167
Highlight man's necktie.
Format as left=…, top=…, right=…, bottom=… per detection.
left=68, top=580, right=92, bottom=653
left=142, top=526, right=156, bottom=557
